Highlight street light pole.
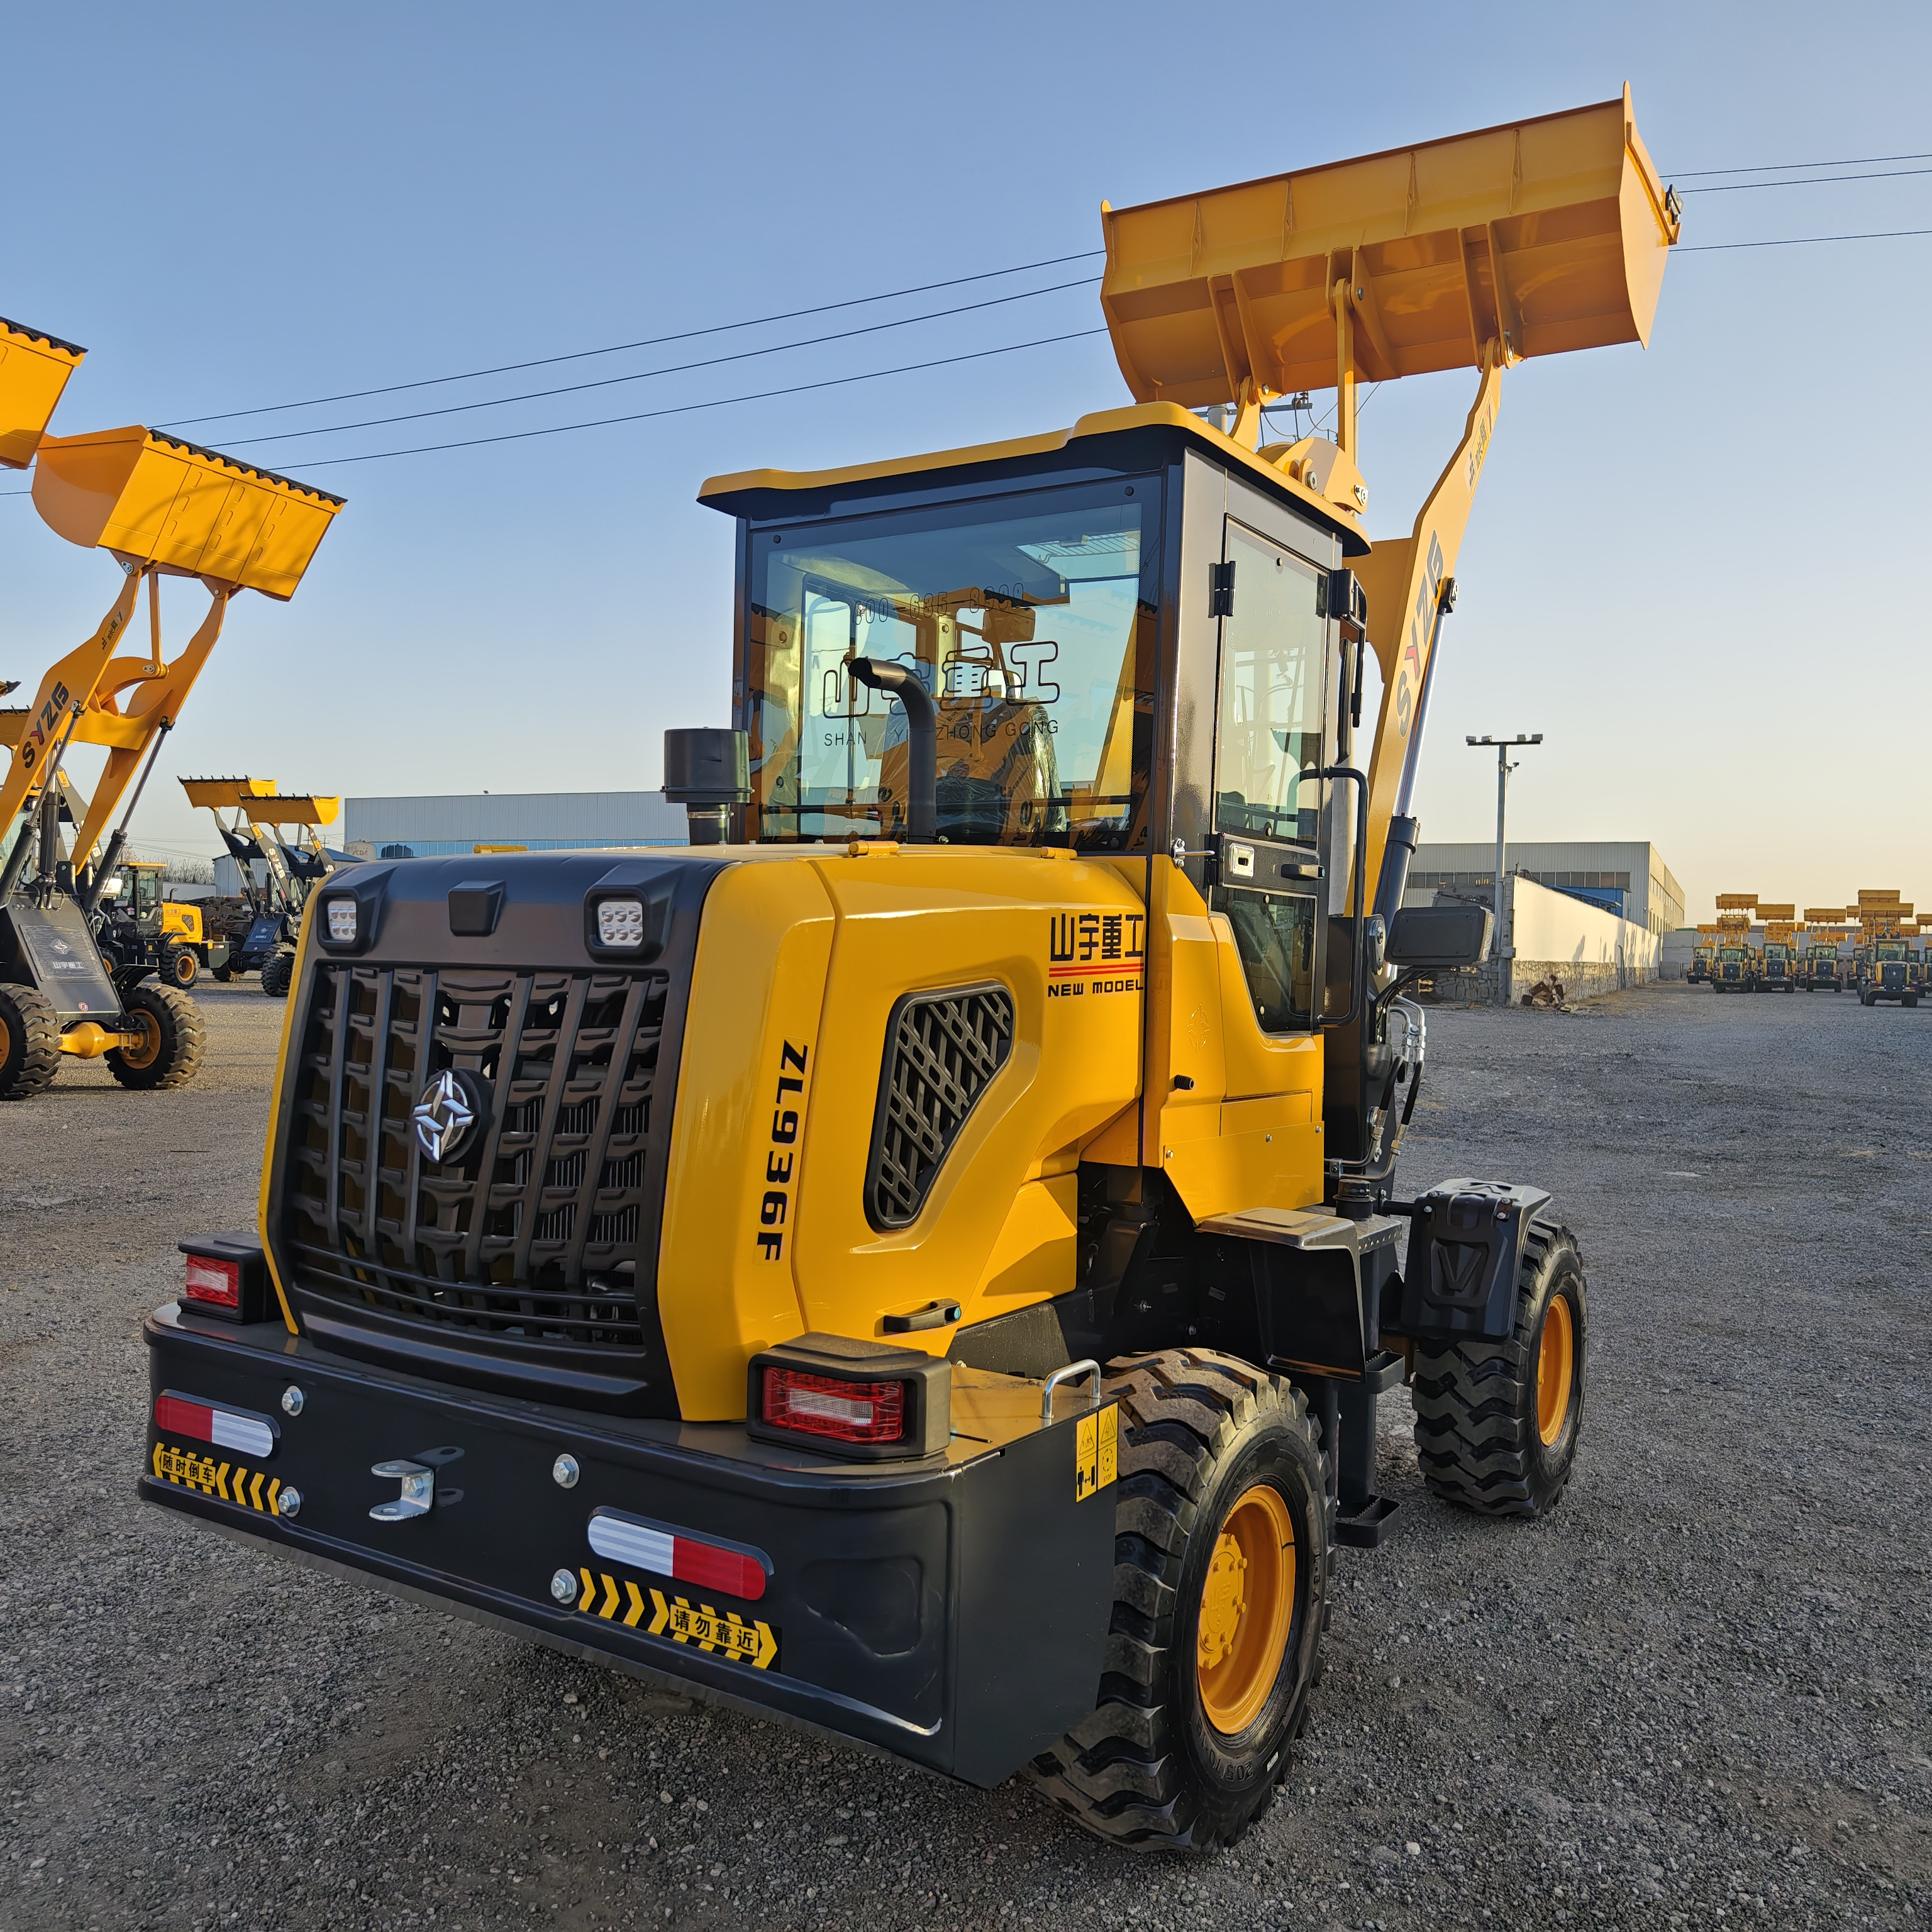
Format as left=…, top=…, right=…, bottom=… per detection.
left=1466, top=733, right=1544, bottom=1005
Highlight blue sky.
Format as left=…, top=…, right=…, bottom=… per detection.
left=4, top=0, right=1928, bottom=923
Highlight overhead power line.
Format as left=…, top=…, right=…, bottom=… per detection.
left=1677, top=225, right=1932, bottom=252
left=1667, top=149, right=1932, bottom=179
left=8, top=149, right=1932, bottom=496
left=1679, top=165, right=1932, bottom=194
left=222, top=275, right=1101, bottom=450
left=280, top=326, right=1112, bottom=470
left=157, top=249, right=1108, bottom=430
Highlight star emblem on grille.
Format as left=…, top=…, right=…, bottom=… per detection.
left=413, top=1069, right=479, bottom=1164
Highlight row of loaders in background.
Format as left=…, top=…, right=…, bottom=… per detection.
left=34, top=778, right=343, bottom=997
left=1689, top=891, right=1924, bottom=1008
left=0, top=314, right=342, bottom=1099
left=180, top=778, right=347, bottom=996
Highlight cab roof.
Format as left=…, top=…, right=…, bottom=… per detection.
left=699, top=402, right=1370, bottom=555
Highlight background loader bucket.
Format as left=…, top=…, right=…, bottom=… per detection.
left=0, top=316, right=85, bottom=469
left=254, top=794, right=341, bottom=827
left=180, top=777, right=280, bottom=809
left=1100, top=86, right=1678, bottom=405
left=31, top=428, right=343, bottom=599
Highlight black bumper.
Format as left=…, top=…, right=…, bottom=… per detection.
left=141, top=1306, right=1116, bottom=1787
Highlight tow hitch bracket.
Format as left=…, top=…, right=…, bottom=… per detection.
left=369, top=1458, right=433, bottom=1522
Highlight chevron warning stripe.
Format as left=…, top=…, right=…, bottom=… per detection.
left=152, top=1441, right=283, bottom=1518
left=567, top=1568, right=777, bottom=1669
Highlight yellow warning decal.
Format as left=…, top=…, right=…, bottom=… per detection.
left=151, top=1441, right=282, bottom=1518
left=1075, top=1402, right=1119, bottom=1502
left=650, top=1588, right=777, bottom=1669
left=572, top=1570, right=778, bottom=1670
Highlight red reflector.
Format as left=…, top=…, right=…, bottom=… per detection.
left=183, top=1254, right=241, bottom=1309
left=154, top=1393, right=214, bottom=1442
left=762, top=1367, right=906, bottom=1444
left=672, top=1538, right=767, bottom=1601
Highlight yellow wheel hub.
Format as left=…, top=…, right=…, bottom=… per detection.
left=119, top=1012, right=162, bottom=1070
left=1196, top=1482, right=1295, bottom=1735
left=1536, top=1294, right=1575, bottom=1446
left=0, top=1013, right=10, bottom=1065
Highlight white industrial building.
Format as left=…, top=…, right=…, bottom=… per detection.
left=1404, top=840, right=1684, bottom=936
left=342, top=790, right=689, bottom=860
left=1402, top=840, right=1680, bottom=1002
left=211, top=790, right=689, bottom=894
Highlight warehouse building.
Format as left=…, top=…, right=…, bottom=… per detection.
left=1403, top=840, right=1684, bottom=936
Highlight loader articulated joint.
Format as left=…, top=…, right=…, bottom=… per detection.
left=848, top=657, right=935, bottom=843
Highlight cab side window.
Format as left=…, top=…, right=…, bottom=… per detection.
left=1211, top=525, right=1326, bottom=1035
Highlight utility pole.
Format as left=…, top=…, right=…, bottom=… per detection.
left=1466, top=733, right=1543, bottom=1005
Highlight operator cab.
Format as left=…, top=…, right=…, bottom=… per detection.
left=706, top=409, right=1374, bottom=1111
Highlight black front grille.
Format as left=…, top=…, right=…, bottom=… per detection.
left=865, top=984, right=1013, bottom=1229
left=284, top=964, right=666, bottom=1353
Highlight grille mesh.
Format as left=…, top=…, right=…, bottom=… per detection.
left=284, top=963, right=665, bottom=1353
left=866, top=985, right=1013, bottom=1229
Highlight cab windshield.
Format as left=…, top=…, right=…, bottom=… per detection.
left=743, top=482, right=1157, bottom=848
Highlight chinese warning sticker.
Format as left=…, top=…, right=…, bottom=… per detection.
left=1075, top=1402, right=1119, bottom=1502
left=648, top=1589, right=778, bottom=1669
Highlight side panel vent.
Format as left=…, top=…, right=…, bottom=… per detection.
left=865, top=984, right=1014, bottom=1230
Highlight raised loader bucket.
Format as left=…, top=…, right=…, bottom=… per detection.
left=1100, top=86, right=1678, bottom=404
left=180, top=777, right=280, bottom=809
left=0, top=316, right=85, bottom=469
left=31, top=428, right=343, bottom=599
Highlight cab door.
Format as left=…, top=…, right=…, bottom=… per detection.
left=1150, top=514, right=1331, bottom=1216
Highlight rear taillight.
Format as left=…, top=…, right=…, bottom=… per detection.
left=153, top=1391, right=276, bottom=1459
left=183, top=1254, right=240, bottom=1309
left=762, top=1367, right=905, bottom=1444
left=747, top=1334, right=951, bottom=1460
left=175, top=1235, right=270, bottom=1323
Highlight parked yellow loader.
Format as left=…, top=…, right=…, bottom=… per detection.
left=1, top=419, right=343, bottom=1098
left=143, top=92, right=1675, bottom=1847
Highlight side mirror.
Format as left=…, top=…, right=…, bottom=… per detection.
left=1387, top=902, right=1492, bottom=969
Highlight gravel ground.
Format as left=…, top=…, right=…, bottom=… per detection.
left=2, top=978, right=1928, bottom=1931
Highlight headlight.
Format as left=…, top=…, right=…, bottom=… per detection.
left=326, top=899, right=358, bottom=944
left=596, top=897, right=645, bottom=948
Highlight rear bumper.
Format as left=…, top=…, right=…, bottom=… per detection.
left=140, top=1304, right=1114, bottom=1787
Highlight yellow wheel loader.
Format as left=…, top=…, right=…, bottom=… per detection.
left=142, top=93, right=1675, bottom=1848
left=1863, top=938, right=1918, bottom=1009
left=91, top=857, right=211, bottom=987
left=0, top=386, right=343, bottom=1099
